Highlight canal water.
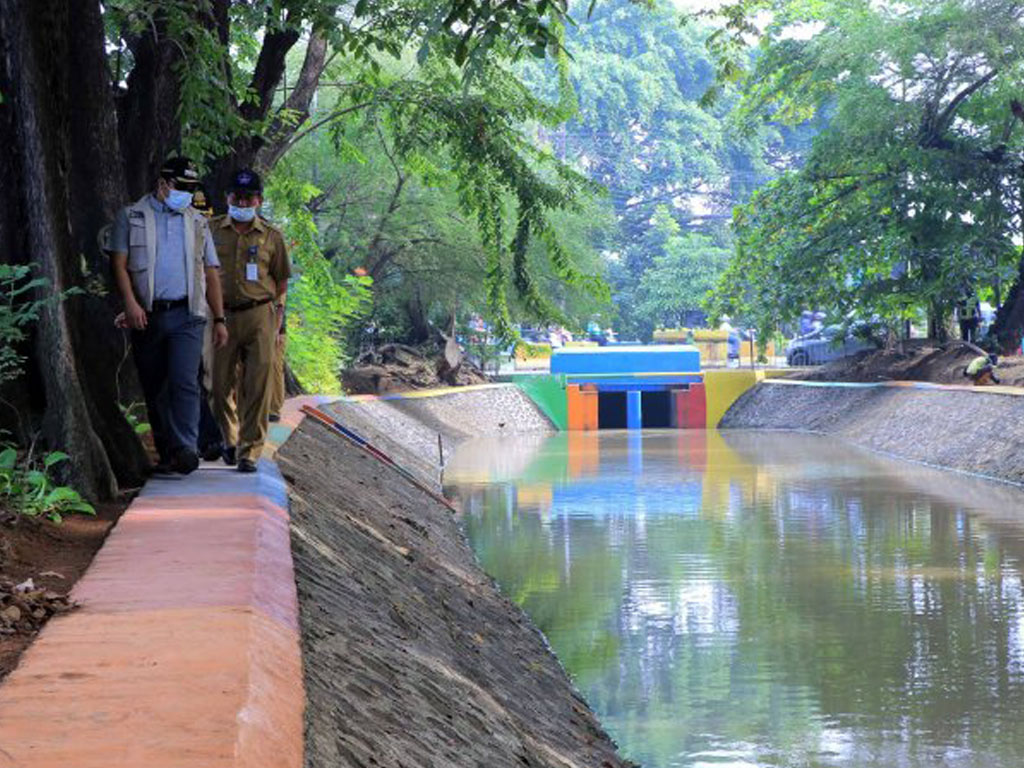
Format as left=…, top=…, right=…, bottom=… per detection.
left=444, top=430, right=1024, bottom=768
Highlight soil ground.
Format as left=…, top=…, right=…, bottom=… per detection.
left=788, top=339, right=1024, bottom=386
left=0, top=499, right=128, bottom=680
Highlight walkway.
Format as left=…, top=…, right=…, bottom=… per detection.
left=0, top=397, right=325, bottom=768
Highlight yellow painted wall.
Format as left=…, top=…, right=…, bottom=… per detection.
left=703, top=369, right=788, bottom=427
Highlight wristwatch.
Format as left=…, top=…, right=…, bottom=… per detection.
left=213, top=316, right=227, bottom=324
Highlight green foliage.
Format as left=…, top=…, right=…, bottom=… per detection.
left=635, top=211, right=731, bottom=329
left=119, top=402, right=151, bottom=436
left=266, top=171, right=373, bottom=393
left=0, top=265, right=49, bottom=387
left=707, top=0, right=1024, bottom=335
left=516, top=0, right=800, bottom=339
left=0, top=447, right=96, bottom=524
left=264, top=32, right=613, bottom=355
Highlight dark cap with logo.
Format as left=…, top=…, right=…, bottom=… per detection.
left=230, top=169, right=263, bottom=195
left=159, top=156, right=201, bottom=189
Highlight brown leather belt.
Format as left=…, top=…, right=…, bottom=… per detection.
left=226, top=297, right=273, bottom=313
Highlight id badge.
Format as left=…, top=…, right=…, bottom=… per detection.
left=246, top=262, right=259, bottom=281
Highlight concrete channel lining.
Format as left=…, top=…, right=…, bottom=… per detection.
left=721, top=379, right=1024, bottom=485
left=279, top=413, right=634, bottom=768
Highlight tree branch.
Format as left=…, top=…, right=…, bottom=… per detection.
left=241, top=14, right=301, bottom=122
left=254, top=29, right=330, bottom=169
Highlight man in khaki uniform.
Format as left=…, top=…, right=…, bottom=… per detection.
left=210, top=169, right=291, bottom=473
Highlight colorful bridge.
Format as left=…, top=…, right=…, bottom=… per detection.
left=513, top=346, right=787, bottom=431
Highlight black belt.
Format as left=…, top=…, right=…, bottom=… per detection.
left=150, top=298, right=188, bottom=312
left=226, top=297, right=273, bottom=313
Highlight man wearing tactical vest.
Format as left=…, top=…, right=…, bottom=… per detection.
left=210, top=169, right=291, bottom=473
left=110, top=156, right=228, bottom=475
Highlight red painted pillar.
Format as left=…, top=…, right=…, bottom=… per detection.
left=685, top=383, right=706, bottom=429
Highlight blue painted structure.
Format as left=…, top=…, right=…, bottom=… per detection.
left=551, top=345, right=703, bottom=430
left=551, top=345, right=701, bottom=380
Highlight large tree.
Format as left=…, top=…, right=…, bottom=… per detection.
left=701, top=0, right=1024, bottom=342
left=518, top=0, right=797, bottom=339
left=0, top=0, right=598, bottom=500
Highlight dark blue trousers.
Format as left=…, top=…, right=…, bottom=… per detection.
left=132, top=306, right=205, bottom=461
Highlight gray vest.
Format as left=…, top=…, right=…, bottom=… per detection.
left=124, top=196, right=209, bottom=318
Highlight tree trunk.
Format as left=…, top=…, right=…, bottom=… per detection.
left=405, top=289, right=432, bottom=344
left=993, top=261, right=1024, bottom=353
left=116, top=8, right=185, bottom=199
left=0, top=0, right=146, bottom=499
left=66, top=0, right=149, bottom=487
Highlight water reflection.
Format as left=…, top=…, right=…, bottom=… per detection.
left=445, top=430, right=1024, bottom=768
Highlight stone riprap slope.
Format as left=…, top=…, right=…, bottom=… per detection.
left=722, top=381, right=1024, bottom=484
left=323, top=385, right=555, bottom=488
left=278, top=421, right=631, bottom=768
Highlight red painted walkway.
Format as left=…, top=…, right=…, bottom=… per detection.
left=0, top=397, right=324, bottom=768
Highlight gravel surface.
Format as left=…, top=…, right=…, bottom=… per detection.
left=722, top=382, right=1024, bottom=484
left=279, top=421, right=631, bottom=768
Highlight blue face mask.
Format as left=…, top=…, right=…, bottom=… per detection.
left=229, top=204, right=257, bottom=223
left=165, top=189, right=194, bottom=212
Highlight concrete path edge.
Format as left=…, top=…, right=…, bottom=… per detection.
left=0, top=395, right=330, bottom=768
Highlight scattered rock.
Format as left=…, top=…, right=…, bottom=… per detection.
left=0, top=577, right=73, bottom=636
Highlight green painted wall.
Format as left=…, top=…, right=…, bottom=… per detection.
left=512, top=375, right=568, bottom=431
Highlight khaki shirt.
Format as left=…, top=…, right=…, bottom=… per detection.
left=211, top=214, right=291, bottom=306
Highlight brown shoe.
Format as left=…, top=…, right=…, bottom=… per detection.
left=237, top=458, right=257, bottom=474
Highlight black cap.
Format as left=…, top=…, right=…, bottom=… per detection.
left=159, top=156, right=200, bottom=189
left=230, top=168, right=263, bottom=195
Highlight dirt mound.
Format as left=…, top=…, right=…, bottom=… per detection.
left=342, top=342, right=490, bottom=395
left=0, top=501, right=126, bottom=680
left=790, top=340, right=1024, bottom=387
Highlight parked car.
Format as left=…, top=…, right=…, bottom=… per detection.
left=786, top=323, right=876, bottom=366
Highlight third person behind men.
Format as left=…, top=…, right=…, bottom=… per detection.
left=210, top=169, right=291, bottom=473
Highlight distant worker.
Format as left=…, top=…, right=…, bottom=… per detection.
left=811, top=311, right=826, bottom=334
left=957, top=297, right=980, bottom=343
left=964, top=354, right=1000, bottom=386
left=720, top=316, right=740, bottom=368
left=798, top=310, right=814, bottom=336
left=210, top=169, right=291, bottom=473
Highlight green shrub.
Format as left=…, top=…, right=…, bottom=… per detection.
left=0, top=264, right=48, bottom=387
left=0, top=447, right=96, bottom=524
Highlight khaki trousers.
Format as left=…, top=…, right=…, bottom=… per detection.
left=269, top=335, right=287, bottom=416
left=212, top=302, right=276, bottom=462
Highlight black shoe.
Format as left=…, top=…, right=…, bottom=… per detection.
left=222, top=446, right=237, bottom=466
left=237, top=458, right=257, bottom=474
left=150, top=460, right=174, bottom=475
left=171, top=447, right=199, bottom=475
left=200, top=443, right=223, bottom=462
left=268, top=413, right=281, bottom=423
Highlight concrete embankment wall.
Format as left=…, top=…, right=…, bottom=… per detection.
left=322, top=384, right=556, bottom=487
left=278, top=413, right=632, bottom=768
left=721, top=380, right=1024, bottom=484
